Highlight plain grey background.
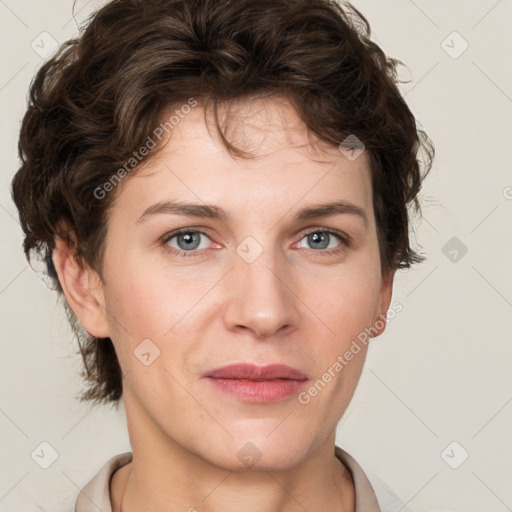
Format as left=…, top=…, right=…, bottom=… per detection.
left=1, top=1, right=511, bottom=510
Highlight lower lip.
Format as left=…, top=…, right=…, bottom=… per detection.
left=206, top=377, right=307, bottom=403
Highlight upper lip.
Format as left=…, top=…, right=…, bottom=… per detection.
left=205, top=363, right=308, bottom=381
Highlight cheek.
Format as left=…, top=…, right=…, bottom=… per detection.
left=304, top=261, right=381, bottom=337
left=101, top=258, right=214, bottom=378
left=101, top=265, right=168, bottom=360
left=104, top=255, right=189, bottom=330
left=301, top=261, right=380, bottom=394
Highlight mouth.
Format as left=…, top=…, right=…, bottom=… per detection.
left=203, top=363, right=309, bottom=403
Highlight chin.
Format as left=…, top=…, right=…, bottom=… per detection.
left=202, top=435, right=315, bottom=472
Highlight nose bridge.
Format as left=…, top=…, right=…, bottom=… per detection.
left=223, top=235, right=298, bottom=338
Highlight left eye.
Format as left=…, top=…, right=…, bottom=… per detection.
left=296, top=230, right=345, bottom=251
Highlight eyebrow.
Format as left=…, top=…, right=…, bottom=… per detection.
left=136, top=199, right=368, bottom=227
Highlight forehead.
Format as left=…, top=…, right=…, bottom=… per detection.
left=112, top=96, right=373, bottom=224
left=154, top=95, right=362, bottom=166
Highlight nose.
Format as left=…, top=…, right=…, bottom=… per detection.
left=222, top=246, right=300, bottom=340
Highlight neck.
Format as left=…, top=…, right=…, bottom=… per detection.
left=112, top=446, right=354, bottom=512
left=111, top=392, right=355, bottom=512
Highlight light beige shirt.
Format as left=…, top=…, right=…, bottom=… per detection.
left=74, top=445, right=409, bottom=512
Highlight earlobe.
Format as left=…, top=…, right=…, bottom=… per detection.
left=52, top=237, right=110, bottom=339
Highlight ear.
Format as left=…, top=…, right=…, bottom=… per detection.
left=52, top=236, right=110, bottom=339
left=371, top=269, right=396, bottom=338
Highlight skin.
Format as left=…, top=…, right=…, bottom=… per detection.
left=53, top=95, right=395, bottom=512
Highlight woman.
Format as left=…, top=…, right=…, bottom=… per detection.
left=11, top=0, right=434, bottom=510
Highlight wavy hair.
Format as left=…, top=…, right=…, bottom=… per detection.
left=11, top=0, right=434, bottom=406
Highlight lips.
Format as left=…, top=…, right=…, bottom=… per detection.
left=204, top=363, right=309, bottom=403
left=205, top=363, right=308, bottom=381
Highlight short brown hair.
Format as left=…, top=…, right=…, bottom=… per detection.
left=11, top=0, right=434, bottom=406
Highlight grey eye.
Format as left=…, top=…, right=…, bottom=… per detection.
left=167, top=231, right=209, bottom=251
left=297, top=231, right=343, bottom=251
left=307, top=232, right=331, bottom=250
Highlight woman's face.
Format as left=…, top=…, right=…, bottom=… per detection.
left=96, top=96, right=394, bottom=470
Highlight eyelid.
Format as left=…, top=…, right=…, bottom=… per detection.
left=299, top=226, right=351, bottom=244
left=161, top=226, right=212, bottom=241
left=161, top=227, right=214, bottom=247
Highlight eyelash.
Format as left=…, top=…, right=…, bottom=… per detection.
left=161, top=227, right=351, bottom=258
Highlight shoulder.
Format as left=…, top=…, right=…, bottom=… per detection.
left=335, top=445, right=411, bottom=512
left=74, top=452, right=133, bottom=512
left=364, top=469, right=413, bottom=512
